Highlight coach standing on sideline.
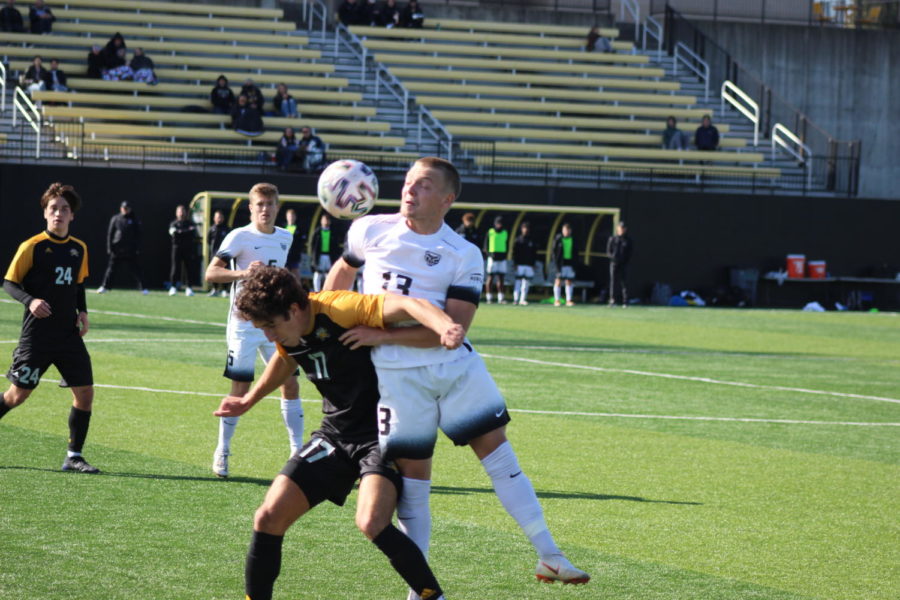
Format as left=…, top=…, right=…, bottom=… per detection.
left=168, top=205, right=199, bottom=296
left=97, top=200, right=147, bottom=294
left=0, top=183, right=100, bottom=473
left=607, top=221, right=633, bottom=307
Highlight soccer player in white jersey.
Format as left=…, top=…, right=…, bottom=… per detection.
left=205, top=183, right=304, bottom=478
left=324, top=157, right=589, bottom=591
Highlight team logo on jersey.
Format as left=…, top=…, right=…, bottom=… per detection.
left=280, top=243, right=288, bottom=251
left=424, top=251, right=441, bottom=266
left=45, top=247, right=53, bottom=254
left=314, top=327, right=330, bottom=341
left=470, top=273, right=483, bottom=283
left=70, top=248, right=79, bottom=257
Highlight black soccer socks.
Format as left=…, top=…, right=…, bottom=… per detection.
left=67, top=407, right=91, bottom=453
left=372, top=524, right=444, bottom=599
left=245, top=530, right=283, bottom=600
left=0, top=394, right=11, bottom=419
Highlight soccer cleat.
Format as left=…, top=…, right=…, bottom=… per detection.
left=207, top=288, right=218, bottom=297
left=96, top=286, right=108, bottom=294
left=535, top=554, right=590, bottom=585
left=168, top=287, right=177, bottom=296
left=212, top=450, right=230, bottom=478
left=566, top=301, right=575, bottom=307
left=518, top=300, right=529, bottom=306
left=141, top=289, right=149, bottom=295
left=61, top=455, right=100, bottom=474
left=554, top=300, right=561, bottom=307
left=185, top=287, right=195, bottom=297
left=219, top=290, right=229, bottom=298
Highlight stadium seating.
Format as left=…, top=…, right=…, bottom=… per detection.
left=40, top=0, right=284, bottom=19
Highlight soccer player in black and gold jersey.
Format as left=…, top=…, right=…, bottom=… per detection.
left=0, top=183, right=100, bottom=473
left=214, top=266, right=463, bottom=600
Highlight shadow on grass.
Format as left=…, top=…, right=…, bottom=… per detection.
left=432, top=484, right=701, bottom=505
left=0, top=465, right=272, bottom=486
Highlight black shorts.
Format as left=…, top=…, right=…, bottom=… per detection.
left=6, top=334, right=93, bottom=390
left=280, top=433, right=402, bottom=508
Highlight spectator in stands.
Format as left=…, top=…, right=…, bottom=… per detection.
left=376, top=0, right=400, bottom=27
left=46, top=58, right=67, bottom=92
left=694, top=114, right=720, bottom=151
left=606, top=221, right=632, bottom=307
left=296, top=126, right=326, bottom=172
left=86, top=45, right=104, bottom=79
left=232, top=94, right=264, bottom=137
left=273, top=83, right=299, bottom=118
left=210, top=75, right=235, bottom=115
left=103, top=31, right=127, bottom=60
left=98, top=201, right=147, bottom=295
left=552, top=222, right=577, bottom=307
left=662, top=116, right=689, bottom=150
left=207, top=210, right=230, bottom=297
left=338, top=0, right=368, bottom=25
left=130, top=47, right=157, bottom=84
left=586, top=25, right=612, bottom=53
left=400, top=0, right=424, bottom=28
left=239, top=78, right=264, bottom=108
left=29, top=0, right=54, bottom=34
left=102, top=34, right=133, bottom=81
left=455, top=211, right=482, bottom=250
left=168, top=205, right=198, bottom=297
left=275, top=126, right=299, bottom=170
left=22, top=55, right=47, bottom=96
left=0, top=0, right=25, bottom=32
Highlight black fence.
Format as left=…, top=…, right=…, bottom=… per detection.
left=433, top=0, right=612, bottom=12
left=663, top=6, right=861, bottom=196
left=650, top=0, right=900, bottom=29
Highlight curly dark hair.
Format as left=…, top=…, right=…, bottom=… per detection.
left=40, top=182, right=81, bottom=212
left=234, top=266, right=309, bottom=323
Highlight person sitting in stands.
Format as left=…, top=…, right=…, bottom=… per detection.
left=232, top=94, right=264, bottom=137
left=400, top=0, right=424, bottom=28
left=130, top=48, right=157, bottom=84
left=22, top=55, right=47, bottom=96
left=296, top=126, right=326, bottom=172
left=86, top=45, right=104, bottom=79
left=338, top=0, right=368, bottom=25
left=275, top=127, right=299, bottom=170
left=273, top=83, right=299, bottom=118
left=210, top=75, right=235, bottom=115
left=239, top=78, right=264, bottom=108
left=46, top=58, right=67, bottom=92
left=694, top=114, right=720, bottom=151
left=29, top=0, right=54, bottom=34
left=376, top=0, right=400, bottom=27
left=662, top=116, right=690, bottom=150
left=101, top=34, right=133, bottom=81
left=0, top=0, right=25, bottom=32
left=586, top=25, right=612, bottom=53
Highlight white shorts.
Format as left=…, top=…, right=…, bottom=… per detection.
left=516, top=265, right=535, bottom=279
left=375, top=350, right=510, bottom=459
left=223, top=325, right=276, bottom=382
left=486, top=257, right=507, bottom=275
left=557, top=265, right=576, bottom=280
left=314, top=255, right=332, bottom=273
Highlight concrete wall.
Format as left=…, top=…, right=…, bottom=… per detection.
left=697, top=22, right=900, bottom=199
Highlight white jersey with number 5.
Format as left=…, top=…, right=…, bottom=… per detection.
left=216, top=223, right=293, bottom=332
left=344, top=213, right=484, bottom=368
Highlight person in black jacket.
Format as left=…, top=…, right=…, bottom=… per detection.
left=86, top=45, right=104, bottom=79
left=231, top=94, right=264, bottom=137
left=606, top=221, right=633, bottom=307
left=46, top=58, right=67, bottom=91
left=22, top=55, right=47, bottom=96
left=210, top=75, right=235, bottom=115
left=168, top=205, right=199, bottom=296
left=694, top=114, right=720, bottom=151
left=239, top=78, right=264, bottom=108
left=0, top=0, right=25, bottom=32
left=29, top=0, right=54, bottom=34
left=454, top=211, right=481, bottom=249
left=98, top=201, right=147, bottom=294
left=375, top=0, right=400, bottom=27
left=400, top=0, right=424, bottom=28
left=512, top=221, right=538, bottom=305
left=206, top=210, right=230, bottom=297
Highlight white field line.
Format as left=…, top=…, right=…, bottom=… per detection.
left=480, top=353, right=900, bottom=405
left=38, top=379, right=900, bottom=427
left=0, top=338, right=222, bottom=344
left=0, top=299, right=225, bottom=328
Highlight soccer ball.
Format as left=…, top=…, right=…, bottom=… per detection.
left=317, top=159, right=379, bottom=220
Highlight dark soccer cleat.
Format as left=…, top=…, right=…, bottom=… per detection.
left=61, top=455, right=100, bottom=474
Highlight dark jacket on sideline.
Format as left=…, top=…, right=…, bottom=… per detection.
left=606, top=234, right=633, bottom=266
left=107, top=212, right=142, bottom=256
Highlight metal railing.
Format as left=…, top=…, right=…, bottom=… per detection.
left=372, top=62, right=409, bottom=127
left=650, top=0, right=900, bottom=29
left=673, top=41, right=709, bottom=101
left=721, top=80, right=759, bottom=146
left=12, top=86, right=42, bottom=159
left=0, top=62, right=6, bottom=113
left=772, top=123, right=813, bottom=190
left=662, top=5, right=861, bottom=195
left=417, top=104, right=453, bottom=161
left=620, top=0, right=640, bottom=41
left=300, top=0, right=328, bottom=36
left=642, top=14, right=664, bottom=58
left=334, top=23, right=368, bottom=83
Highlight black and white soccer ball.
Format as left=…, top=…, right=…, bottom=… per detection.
left=317, top=159, right=379, bottom=220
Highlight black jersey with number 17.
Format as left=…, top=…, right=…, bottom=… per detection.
left=4, top=231, right=89, bottom=344
left=276, top=290, right=386, bottom=444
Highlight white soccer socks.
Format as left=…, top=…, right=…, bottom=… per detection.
left=553, top=283, right=561, bottom=303
left=518, top=279, right=530, bottom=302
left=312, top=272, right=324, bottom=292
left=565, top=283, right=574, bottom=303
left=280, top=398, right=304, bottom=455
left=397, top=477, right=432, bottom=558
left=217, top=415, right=239, bottom=455
left=481, top=441, right=560, bottom=558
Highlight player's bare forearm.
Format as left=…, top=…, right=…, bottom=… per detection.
left=340, top=324, right=439, bottom=350
left=213, top=354, right=297, bottom=416
left=383, top=296, right=464, bottom=349
left=205, top=258, right=261, bottom=284
left=322, top=257, right=357, bottom=291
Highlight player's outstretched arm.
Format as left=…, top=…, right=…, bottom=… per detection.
left=382, top=295, right=465, bottom=350
left=213, top=352, right=297, bottom=417
left=205, top=256, right=262, bottom=284
left=322, top=257, right=357, bottom=291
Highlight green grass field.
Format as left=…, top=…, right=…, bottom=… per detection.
left=0, top=292, right=897, bottom=600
